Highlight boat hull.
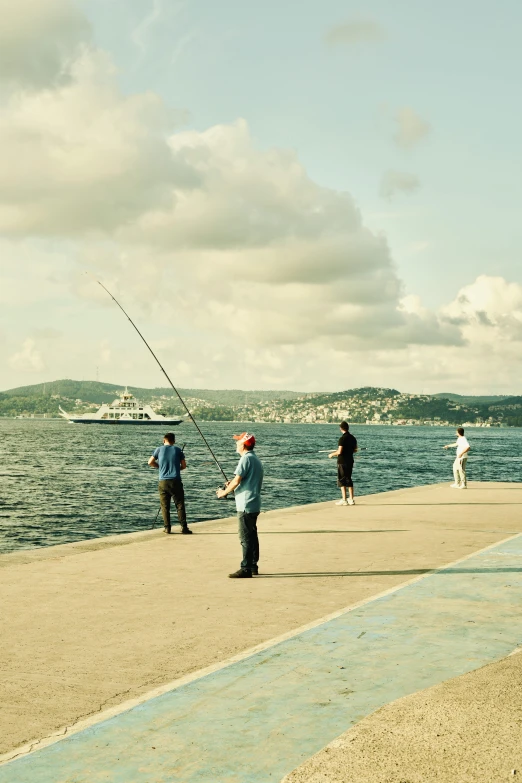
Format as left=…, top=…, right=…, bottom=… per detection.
left=65, top=419, right=183, bottom=425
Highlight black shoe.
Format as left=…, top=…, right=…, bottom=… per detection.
left=228, top=569, right=252, bottom=578
left=251, top=566, right=259, bottom=576
left=181, top=527, right=193, bottom=535
left=163, top=527, right=172, bottom=534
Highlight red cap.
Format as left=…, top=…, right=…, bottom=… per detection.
left=233, top=432, right=256, bottom=448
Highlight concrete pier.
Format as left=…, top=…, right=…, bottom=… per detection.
left=1, top=482, right=522, bottom=781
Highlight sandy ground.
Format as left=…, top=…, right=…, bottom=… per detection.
left=282, top=651, right=522, bottom=783
left=1, top=481, right=521, bottom=756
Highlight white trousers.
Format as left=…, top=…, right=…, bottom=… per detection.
left=453, top=456, right=468, bottom=487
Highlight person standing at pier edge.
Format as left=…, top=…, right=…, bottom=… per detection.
left=444, top=427, right=471, bottom=489
left=216, top=432, right=264, bottom=579
left=329, top=421, right=357, bottom=506
left=148, top=433, right=192, bottom=534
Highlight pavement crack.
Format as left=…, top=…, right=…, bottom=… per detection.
left=1, top=685, right=142, bottom=765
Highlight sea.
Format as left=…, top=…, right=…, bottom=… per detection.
left=0, top=419, right=520, bottom=554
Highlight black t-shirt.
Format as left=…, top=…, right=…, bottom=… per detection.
left=338, top=432, right=357, bottom=463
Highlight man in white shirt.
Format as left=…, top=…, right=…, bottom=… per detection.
left=443, top=427, right=471, bottom=489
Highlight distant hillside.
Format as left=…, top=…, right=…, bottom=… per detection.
left=2, top=380, right=521, bottom=426
left=1, top=379, right=307, bottom=406
left=488, top=396, right=522, bottom=408
left=432, top=393, right=510, bottom=405
left=307, top=387, right=400, bottom=405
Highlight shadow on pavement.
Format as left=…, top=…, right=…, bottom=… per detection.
left=196, top=529, right=408, bottom=535
left=257, top=567, right=522, bottom=578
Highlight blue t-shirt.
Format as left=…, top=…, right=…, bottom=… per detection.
left=234, top=451, right=264, bottom=513
left=152, top=445, right=184, bottom=480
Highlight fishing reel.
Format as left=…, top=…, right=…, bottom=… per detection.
left=217, top=483, right=233, bottom=499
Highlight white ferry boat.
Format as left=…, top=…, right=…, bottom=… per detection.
left=59, top=388, right=182, bottom=426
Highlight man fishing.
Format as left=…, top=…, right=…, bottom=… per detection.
left=443, top=427, right=471, bottom=489
left=329, top=421, right=357, bottom=506
left=216, top=432, right=264, bottom=578
left=148, top=433, right=192, bottom=534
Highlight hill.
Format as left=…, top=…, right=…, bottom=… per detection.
left=1, top=380, right=521, bottom=426
left=432, top=393, right=510, bottom=405
left=2, top=380, right=305, bottom=406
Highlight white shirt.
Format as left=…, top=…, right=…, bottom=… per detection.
left=456, top=436, right=470, bottom=458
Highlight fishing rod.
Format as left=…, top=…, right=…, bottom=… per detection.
left=198, top=449, right=329, bottom=466
left=198, top=447, right=368, bottom=466
left=261, top=448, right=368, bottom=459
left=92, top=276, right=229, bottom=484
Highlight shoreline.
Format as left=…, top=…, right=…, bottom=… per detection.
left=1, top=417, right=517, bottom=426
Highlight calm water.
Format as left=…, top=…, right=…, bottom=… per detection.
left=0, top=420, right=520, bottom=553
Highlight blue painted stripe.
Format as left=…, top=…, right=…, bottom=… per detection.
left=3, top=535, right=522, bottom=783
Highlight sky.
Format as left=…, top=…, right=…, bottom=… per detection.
left=1, top=0, right=521, bottom=395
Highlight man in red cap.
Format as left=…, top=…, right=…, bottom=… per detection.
left=216, top=432, right=264, bottom=578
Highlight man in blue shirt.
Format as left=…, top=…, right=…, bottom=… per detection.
left=148, top=433, right=192, bottom=535
left=216, top=432, right=264, bottom=578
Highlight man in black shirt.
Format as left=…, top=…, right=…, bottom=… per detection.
left=329, top=421, right=357, bottom=506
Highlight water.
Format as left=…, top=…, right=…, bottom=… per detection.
left=0, top=420, right=520, bottom=554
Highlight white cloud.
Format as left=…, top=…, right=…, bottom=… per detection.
left=0, top=0, right=91, bottom=88
left=0, top=49, right=191, bottom=236
left=394, top=107, right=430, bottom=149
left=405, top=241, right=430, bottom=256
left=131, top=0, right=163, bottom=56
left=325, top=19, right=384, bottom=47
left=0, top=2, right=445, bottom=358
left=1, top=1, right=521, bottom=395
left=176, top=360, right=192, bottom=378
left=441, top=276, right=522, bottom=342
left=100, top=339, right=111, bottom=365
left=92, top=120, right=456, bottom=352
left=9, top=339, right=45, bottom=372
left=380, top=170, right=420, bottom=199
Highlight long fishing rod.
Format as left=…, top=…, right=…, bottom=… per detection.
left=261, top=448, right=367, bottom=459
left=93, top=277, right=229, bottom=483
left=198, top=447, right=368, bottom=466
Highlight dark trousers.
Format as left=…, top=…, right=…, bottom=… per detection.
left=337, top=461, right=354, bottom=488
left=238, top=511, right=259, bottom=571
left=159, top=479, right=187, bottom=530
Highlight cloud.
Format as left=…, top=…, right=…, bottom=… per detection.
left=2, top=1, right=521, bottom=395
left=441, top=276, right=522, bottom=342
left=131, top=0, right=164, bottom=58
left=0, top=0, right=457, bottom=362
left=0, top=0, right=91, bottom=88
left=380, top=170, right=420, bottom=199
left=81, top=118, right=458, bottom=353
left=405, top=241, right=430, bottom=255
left=325, top=19, right=384, bottom=47
left=35, top=328, right=62, bottom=339
left=394, top=107, right=430, bottom=149
left=0, top=49, right=192, bottom=235
left=9, top=339, right=45, bottom=372
left=100, top=339, right=112, bottom=365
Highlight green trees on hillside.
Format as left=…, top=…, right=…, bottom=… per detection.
left=0, top=394, right=62, bottom=416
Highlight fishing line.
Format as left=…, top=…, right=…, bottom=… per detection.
left=197, top=447, right=367, bottom=466
left=260, top=448, right=367, bottom=459
left=91, top=276, right=229, bottom=483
